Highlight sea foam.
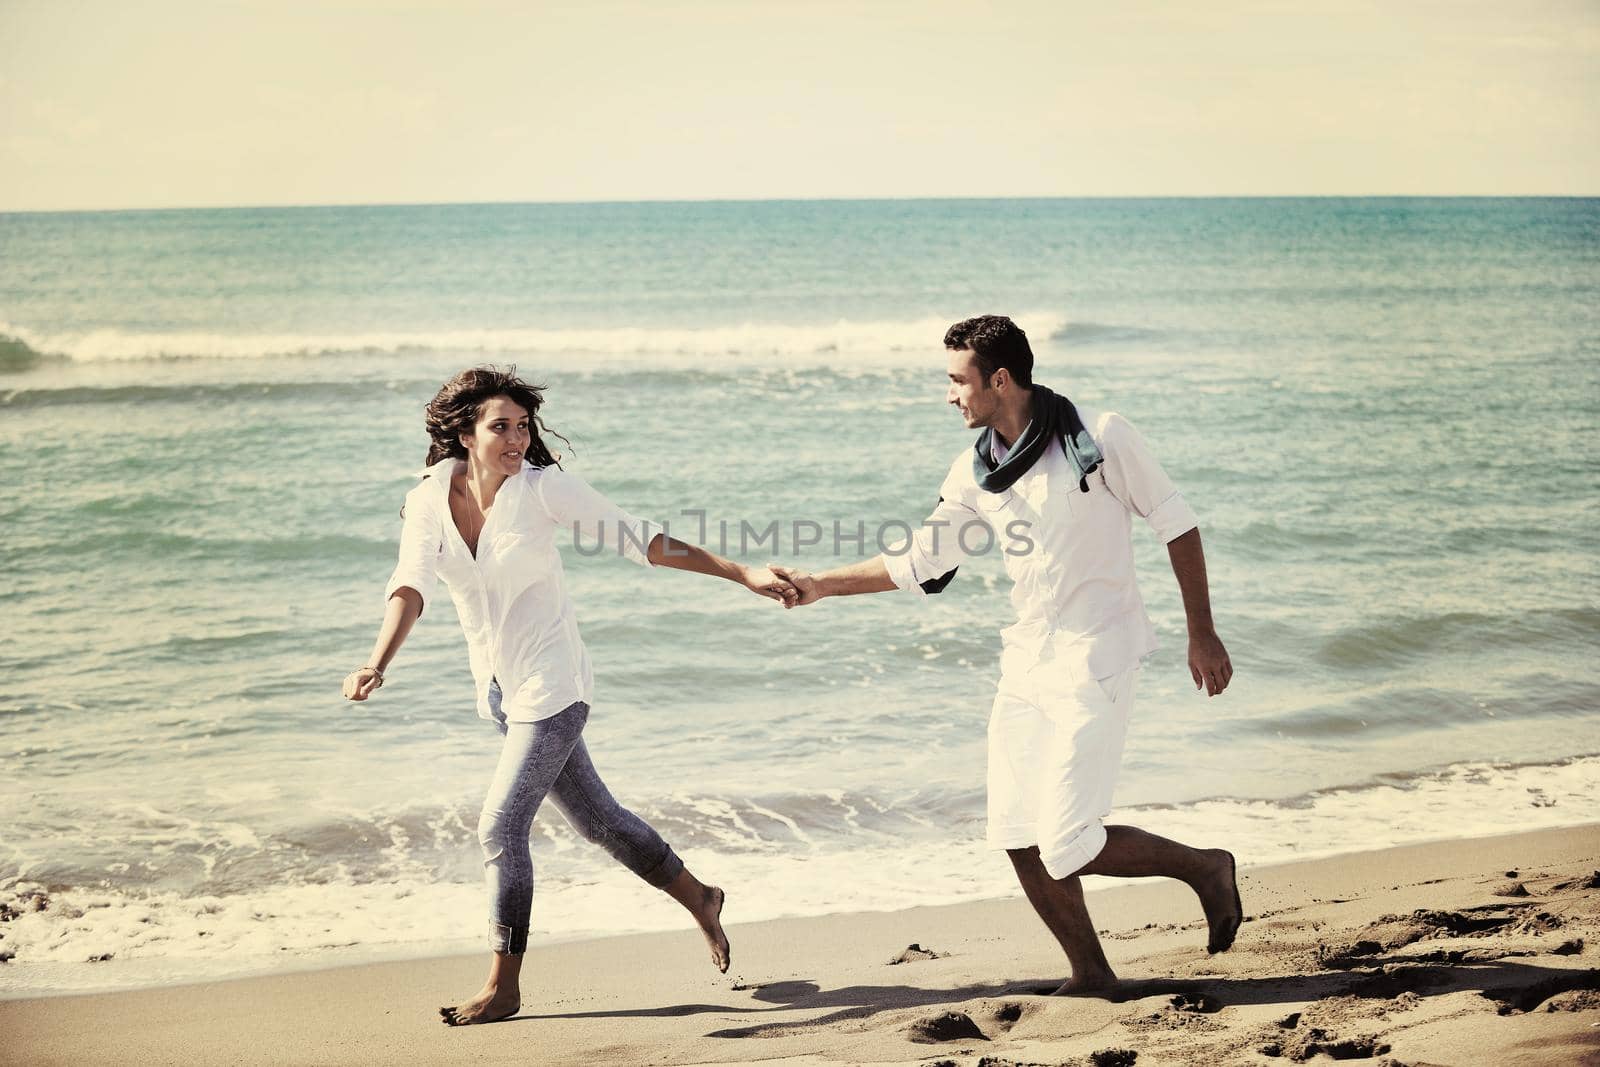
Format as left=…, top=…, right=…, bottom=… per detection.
left=4, top=755, right=1595, bottom=998
left=0, top=313, right=1069, bottom=366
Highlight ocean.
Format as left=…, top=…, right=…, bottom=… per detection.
left=2, top=198, right=1597, bottom=996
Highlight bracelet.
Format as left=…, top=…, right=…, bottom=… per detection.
left=353, top=665, right=384, bottom=688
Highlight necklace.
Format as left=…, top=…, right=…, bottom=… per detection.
left=451, top=476, right=488, bottom=555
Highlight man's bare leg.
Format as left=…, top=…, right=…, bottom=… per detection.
left=1078, top=825, right=1241, bottom=953
left=1006, top=846, right=1118, bottom=995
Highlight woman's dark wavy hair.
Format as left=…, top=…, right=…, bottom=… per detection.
left=423, top=366, right=570, bottom=469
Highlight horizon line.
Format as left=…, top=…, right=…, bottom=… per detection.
left=4, top=192, right=1599, bottom=217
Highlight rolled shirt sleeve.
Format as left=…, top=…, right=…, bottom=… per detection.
left=384, top=484, right=443, bottom=612
left=883, top=466, right=990, bottom=596
left=537, top=468, right=660, bottom=567
left=1098, top=413, right=1199, bottom=544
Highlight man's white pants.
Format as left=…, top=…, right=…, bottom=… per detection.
left=985, top=657, right=1138, bottom=879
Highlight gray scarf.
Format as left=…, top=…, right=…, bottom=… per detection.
left=972, top=384, right=1102, bottom=493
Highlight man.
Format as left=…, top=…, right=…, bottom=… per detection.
left=771, top=315, right=1240, bottom=995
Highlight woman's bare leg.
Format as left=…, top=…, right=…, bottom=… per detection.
left=444, top=701, right=587, bottom=1025
left=548, top=738, right=732, bottom=973
left=440, top=951, right=523, bottom=1026
left=663, top=867, right=730, bottom=972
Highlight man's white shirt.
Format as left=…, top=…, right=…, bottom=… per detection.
left=882, top=408, right=1198, bottom=681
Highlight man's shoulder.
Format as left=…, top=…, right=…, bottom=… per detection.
left=1077, top=405, right=1117, bottom=438
left=1081, top=407, right=1144, bottom=453
left=941, top=446, right=976, bottom=495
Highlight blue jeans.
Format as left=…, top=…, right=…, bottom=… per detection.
left=478, top=685, right=684, bottom=954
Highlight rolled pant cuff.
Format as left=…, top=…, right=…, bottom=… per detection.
left=1041, top=823, right=1108, bottom=880
left=640, top=846, right=684, bottom=889
left=489, top=922, right=528, bottom=955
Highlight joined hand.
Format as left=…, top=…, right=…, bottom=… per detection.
left=767, top=565, right=821, bottom=609
left=744, top=565, right=800, bottom=607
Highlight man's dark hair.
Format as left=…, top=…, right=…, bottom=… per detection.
left=943, top=315, right=1034, bottom=389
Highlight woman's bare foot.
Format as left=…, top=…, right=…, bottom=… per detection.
left=696, top=885, right=730, bottom=973
left=1196, top=849, right=1242, bottom=953
left=439, top=984, right=520, bottom=1026
left=663, top=869, right=731, bottom=972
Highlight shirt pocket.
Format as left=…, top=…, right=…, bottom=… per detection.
left=1039, top=457, right=1094, bottom=521
left=490, top=530, right=555, bottom=594
left=976, top=488, right=1013, bottom=521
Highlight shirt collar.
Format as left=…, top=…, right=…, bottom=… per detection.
left=417, top=456, right=535, bottom=491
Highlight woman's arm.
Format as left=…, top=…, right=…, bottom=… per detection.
left=344, top=588, right=424, bottom=700
left=539, top=468, right=795, bottom=603
left=647, top=534, right=798, bottom=605
left=346, top=482, right=441, bottom=701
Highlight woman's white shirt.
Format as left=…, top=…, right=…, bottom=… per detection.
left=385, top=458, right=658, bottom=723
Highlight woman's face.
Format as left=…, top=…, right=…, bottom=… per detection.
left=461, top=394, right=531, bottom=477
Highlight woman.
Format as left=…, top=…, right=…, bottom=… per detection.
left=342, top=366, right=795, bottom=1026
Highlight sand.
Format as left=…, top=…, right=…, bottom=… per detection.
left=3, top=823, right=1597, bottom=1066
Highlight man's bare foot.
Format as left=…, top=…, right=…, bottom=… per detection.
left=439, top=985, right=520, bottom=1026
left=695, top=885, right=731, bottom=973
left=1050, top=971, right=1119, bottom=997
left=1197, top=849, right=1242, bottom=953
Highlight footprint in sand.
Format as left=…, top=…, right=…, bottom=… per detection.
left=887, top=942, right=949, bottom=965
left=1260, top=1027, right=1391, bottom=1061
left=904, top=1009, right=987, bottom=1043
left=1124, top=988, right=1226, bottom=1034
left=1088, top=1050, right=1139, bottom=1067
left=1343, top=964, right=1453, bottom=998
left=1167, top=991, right=1223, bottom=1014
left=1318, top=904, right=1535, bottom=968
left=969, top=998, right=1031, bottom=1036
left=1550, top=870, right=1600, bottom=892
left=1483, top=968, right=1600, bottom=1015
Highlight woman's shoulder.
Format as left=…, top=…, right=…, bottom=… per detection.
left=520, top=463, right=583, bottom=515
left=524, top=463, right=590, bottom=490
left=402, top=460, right=456, bottom=513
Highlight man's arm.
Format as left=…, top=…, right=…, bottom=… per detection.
left=769, top=556, right=897, bottom=607
left=771, top=477, right=984, bottom=608
left=1166, top=527, right=1232, bottom=696
left=1097, top=413, right=1233, bottom=697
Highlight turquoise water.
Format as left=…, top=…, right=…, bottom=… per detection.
left=2, top=198, right=1597, bottom=994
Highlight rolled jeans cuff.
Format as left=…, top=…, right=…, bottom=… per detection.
left=640, top=846, right=684, bottom=889
left=489, top=921, right=528, bottom=956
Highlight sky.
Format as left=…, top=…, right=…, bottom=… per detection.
left=1, top=0, right=1597, bottom=211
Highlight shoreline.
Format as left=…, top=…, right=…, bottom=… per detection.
left=6, top=754, right=1597, bottom=1004
left=3, top=823, right=1596, bottom=1065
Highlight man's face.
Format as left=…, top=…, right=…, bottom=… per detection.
left=946, top=348, right=998, bottom=429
